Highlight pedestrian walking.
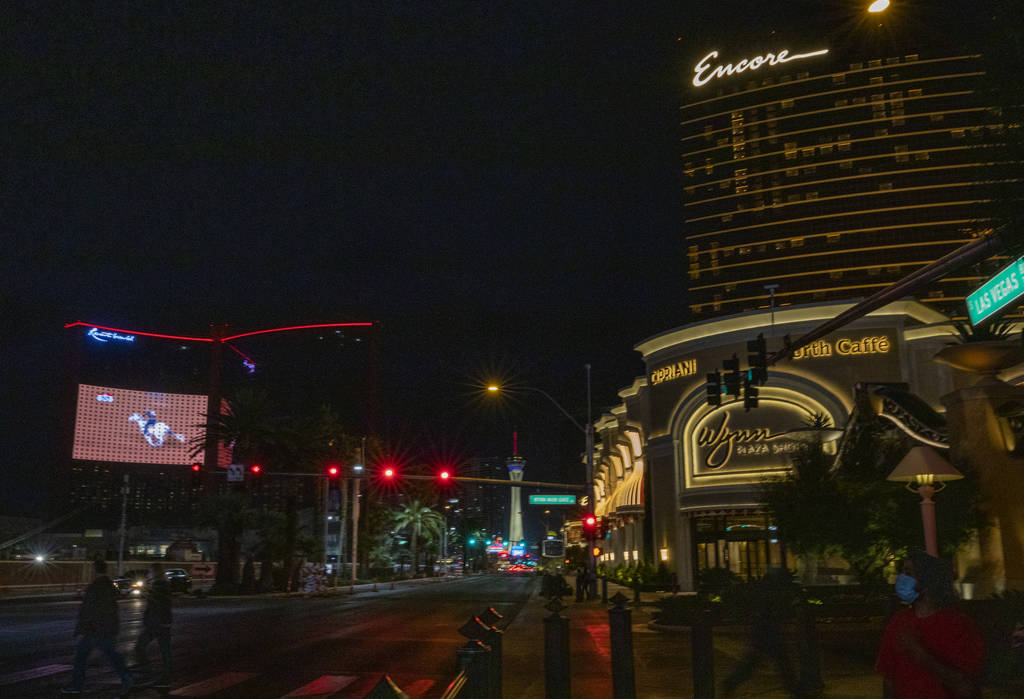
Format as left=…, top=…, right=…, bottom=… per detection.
left=721, top=567, right=798, bottom=697
left=876, top=552, right=984, bottom=698
left=135, top=564, right=173, bottom=690
left=63, top=559, right=133, bottom=696
left=575, top=566, right=587, bottom=602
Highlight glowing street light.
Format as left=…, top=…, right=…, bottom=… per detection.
left=868, top=0, right=890, bottom=12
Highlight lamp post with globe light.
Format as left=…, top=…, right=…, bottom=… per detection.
left=487, top=364, right=596, bottom=598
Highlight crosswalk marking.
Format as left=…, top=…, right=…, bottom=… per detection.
left=0, top=663, right=72, bottom=686
left=280, top=674, right=359, bottom=697
left=170, top=671, right=259, bottom=696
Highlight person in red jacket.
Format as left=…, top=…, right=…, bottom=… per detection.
left=63, top=559, right=133, bottom=696
left=876, top=552, right=984, bottom=698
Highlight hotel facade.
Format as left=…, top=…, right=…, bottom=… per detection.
left=591, top=20, right=1021, bottom=591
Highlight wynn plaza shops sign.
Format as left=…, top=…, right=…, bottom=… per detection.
left=688, top=399, right=834, bottom=477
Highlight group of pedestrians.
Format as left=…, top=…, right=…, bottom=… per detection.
left=62, top=559, right=173, bottom=696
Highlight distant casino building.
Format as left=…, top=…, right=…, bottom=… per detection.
left=682, top=45, right=1011, bottom=318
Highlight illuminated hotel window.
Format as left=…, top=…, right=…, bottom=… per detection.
left=952, top=128, right=966, bottom=139
left=832, top=73, right=846, bottom=84
left=868, top=59, right=882, bottom=68
left=875, top=127, right=889, bottom=137
left=784, top=142, right=798, bottom=159
left=850, top=62, right=863, bottom=70
left=906, top=54, right=919, bottom=61
left=787, top=193, right=801, bottom=202
left=853, top=96, right=866, bottom=105
left=886, top=57, right=900, bottom=65
left=909, top=88, right=923, bottom=97
left=830, top=270, right=843, bottom=279
left=835, top=98, right=848, bottom=107
left=786, top=168, right=799, bottom=177
left=869, top=267, right=881, bottom=276
left=791, top=237, right=804, bottom=247
left=827, top=232, right=841, bottom=244
left=870, top=75, right=884, bottom=84
left=931, top=113, right=945, bottom=122
left=820, top=143, right=833, bottom=155
left=806, top=191, right=819, bottom=200
left=801, top=147, right=815, bottom=158
left=915, top=151, right=931, bottom=160
left=781, top=98, right=794, bottom=109
left=895, top=144, right=909, bottom=162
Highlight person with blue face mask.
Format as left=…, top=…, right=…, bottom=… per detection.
left=876, top=553, right=984, bottom=698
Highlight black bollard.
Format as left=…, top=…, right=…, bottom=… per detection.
left=544, top=598, right=571, bottom=699
left=457, top=640, right=492, bottom=699
left=362, top=675, right=407, bottom=699
left=479, top=607, right=504, bottom=627
left=608, top=593, right=637, bottom=699
left=691, top=606, right=715, bottom=699
left=601, top=577, right=608, bottom=603
left=484, top=625, right=504, bottom=699
left=797, top=601, right=823, bottom=694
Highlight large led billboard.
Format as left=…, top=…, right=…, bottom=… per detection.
left=73, top=384, right=209, bottom=465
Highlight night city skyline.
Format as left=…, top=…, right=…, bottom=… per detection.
left=6, top=1, right=1020, bottom=518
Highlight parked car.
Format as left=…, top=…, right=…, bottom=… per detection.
left=112, top=569, right=150, bottom=597
left=164, top=568, right=192, bottom=593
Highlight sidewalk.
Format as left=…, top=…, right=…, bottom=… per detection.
left=503, top=577, right=887, bottom=698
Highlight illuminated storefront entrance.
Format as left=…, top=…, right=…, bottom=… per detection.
left=693, top=513, right=791, bottom=581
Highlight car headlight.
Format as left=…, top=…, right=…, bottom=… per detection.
left=132, top=581, right=144, bottom=588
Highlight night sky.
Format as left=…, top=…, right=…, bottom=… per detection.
left=5, top=1, right=1006, bottom=517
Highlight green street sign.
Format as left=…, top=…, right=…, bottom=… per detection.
left=528, top=494, right=577, bottom=506
left=967, top=254, right=1024, bottom=326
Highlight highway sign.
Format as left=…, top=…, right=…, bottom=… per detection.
left=967, top=254, right=1024, bottom=326
left=528, top=494, right=576, bottom=506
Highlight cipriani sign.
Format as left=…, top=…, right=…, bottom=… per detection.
left=692, top=47, right=829, bottom=87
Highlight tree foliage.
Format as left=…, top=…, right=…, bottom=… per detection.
left=392, top=500, right=444, bottom=577
left=762, top=417, right=987, bottom=585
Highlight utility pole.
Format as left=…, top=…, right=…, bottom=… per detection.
left=586, top=363, right=597, bottom=600
left=350, top=439, right=365, bottom=589
left=117, top=474, right=129, bottom=576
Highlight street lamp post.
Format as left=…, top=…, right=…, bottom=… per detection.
left=887, top=445, right=963, bottom=557
left=488, top=364, right=597, bottom=598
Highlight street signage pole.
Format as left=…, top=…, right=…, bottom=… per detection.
left=966, top=254, right=1024, bottom=326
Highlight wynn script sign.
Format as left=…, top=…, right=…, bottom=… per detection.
left=692, top=48, right=829, bottom=87
left=689, top=400, right=830, bottom=475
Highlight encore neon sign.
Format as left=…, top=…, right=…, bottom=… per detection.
left=692, top=48, right=829, bottom=87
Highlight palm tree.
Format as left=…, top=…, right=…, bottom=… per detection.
left=393, top=501, right=443, bottom=577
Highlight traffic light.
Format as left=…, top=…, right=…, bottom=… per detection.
left=705, top=371, right=722, bottom=407
left=723, top=354, right=742, bottom=396
left=582, top=514, right=597, bottom=540
left=747, top=332, right=767, bottom=385
left=190, top=464, right=201, bottom=486
left=592, top=545, right=603, bottom=558
left=326, top=464, right=340, bottom=478
left=743, top=375, right=759, bottom=411
left=250, top=464, right=263, bottom=476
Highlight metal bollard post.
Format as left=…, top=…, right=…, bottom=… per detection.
left=797, top=601, right=823, bottom=694
left=484, top=625, right=504, bottom=699
left=457, top=640, right=492, bottom=699
left=479, top=607, right=504, bottom=628
left=544, top=598, right=571, bottom=699
left=601, top=577, right=608, bottom=603
left=608, top=592, right=637, bottom=699
left=691, top=606, right=715, bottom=699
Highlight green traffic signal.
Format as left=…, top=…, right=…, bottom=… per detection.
left=468, top=538, right=476, bottom=545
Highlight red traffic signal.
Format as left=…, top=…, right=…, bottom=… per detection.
left=251, top=464, right=262, bottom=475
left=383, top=467, right=395, bottom=479
left=582, top=514, right=598, bottom=539
left=191, top=464, right=201, bottom=473
left=326, top=465, right=340, bottom=478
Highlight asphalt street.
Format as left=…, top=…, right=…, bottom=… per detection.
left=0, top=575, right=535, bottom=697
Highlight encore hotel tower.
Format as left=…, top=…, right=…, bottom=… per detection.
left=680, top=4, right=1014, bottom=319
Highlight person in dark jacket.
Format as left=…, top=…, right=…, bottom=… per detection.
left=135, top=564, right=173, bottom=688
left=63, top=559, right=133, bottom=695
